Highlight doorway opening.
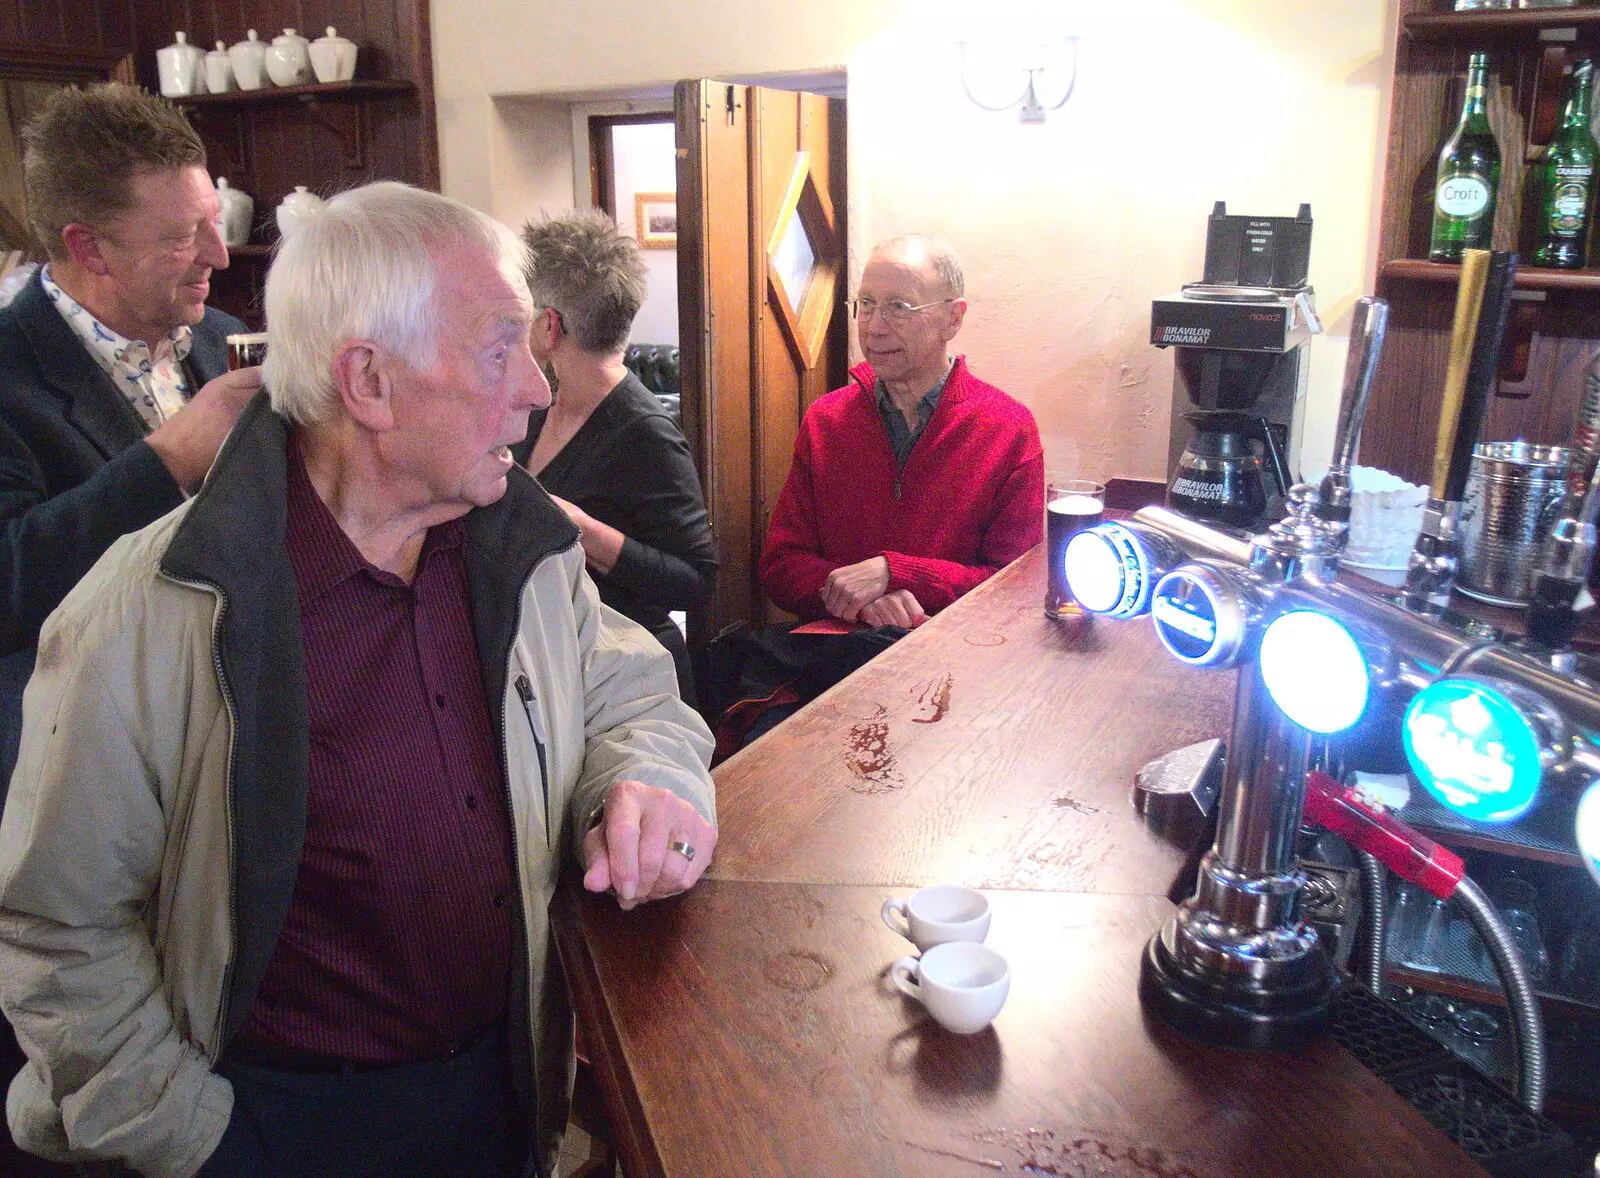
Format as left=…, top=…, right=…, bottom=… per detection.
left=587, top=112, right=679, bottom=349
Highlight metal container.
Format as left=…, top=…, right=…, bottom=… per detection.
left=1458, top=441, right=1569, bottom=607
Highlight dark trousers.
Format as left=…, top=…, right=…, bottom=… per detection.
left=198, top=1026, right=529, bottom=1178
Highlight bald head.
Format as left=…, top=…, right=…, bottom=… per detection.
left=870, top=234, right=964, bottom=300
left=855, top=234, right=968, bottom=395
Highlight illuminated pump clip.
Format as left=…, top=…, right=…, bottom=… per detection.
left=1063, top=521, right=1181, bottom=621
left=1403, top=677, right=1550, bottom=825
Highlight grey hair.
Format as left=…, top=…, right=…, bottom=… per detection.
left=873, top=233, right=965, bottom=299
left=521, top=209, right=646, bottom=354
left=264, top=181, right=530, bottom=427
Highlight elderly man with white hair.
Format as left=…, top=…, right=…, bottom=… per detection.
left=0, top=181, right=716, bottom=1178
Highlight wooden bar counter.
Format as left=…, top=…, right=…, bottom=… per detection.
left=553, top=546, right=1489, bottom=1178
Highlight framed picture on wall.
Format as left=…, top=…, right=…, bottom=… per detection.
left=635, top=192, right=677, bottom=249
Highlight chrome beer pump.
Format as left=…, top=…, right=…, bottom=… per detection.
left=1064, top=281, right=1600, bottom=1089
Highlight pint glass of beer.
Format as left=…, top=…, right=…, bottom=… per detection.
left=226, top=332, right=268, bottom=371
left=1044, top=477, right=1105, bottom=621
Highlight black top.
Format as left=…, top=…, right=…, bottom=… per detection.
left=525, top=372, right=716, bottom=634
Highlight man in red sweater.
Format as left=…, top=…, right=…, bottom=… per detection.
left=760, top=234, right=1044, bottom=627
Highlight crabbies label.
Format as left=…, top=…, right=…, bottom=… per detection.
left=1548, top=168, right=1593, bottom=236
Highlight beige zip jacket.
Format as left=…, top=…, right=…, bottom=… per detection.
left=0, top=399, right=714, bottom=1177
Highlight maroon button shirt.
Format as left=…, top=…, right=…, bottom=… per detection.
left=231, top=436, right=518, bottom=1064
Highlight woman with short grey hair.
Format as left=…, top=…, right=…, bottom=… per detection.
left=521, top=210, right=716, bottom=704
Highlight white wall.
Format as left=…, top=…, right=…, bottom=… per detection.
left=487, top=96, right=573, bottom=234
left=611, top=120, right=679, bottom=347
left=433, top=0, right=1394, bottom=482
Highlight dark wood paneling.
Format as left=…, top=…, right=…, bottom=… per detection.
left=0, top=0, right=136, bottom=53
left=1369, top=0, right=1600, bottom=484
left=120, top=0, right=437, bottom=325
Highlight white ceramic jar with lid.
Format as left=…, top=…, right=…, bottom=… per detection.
left=156, top=32, right=204, bottom=97
left=309, top=28, right=358, bottom=84
left=265, top=29, right=312, bottom=88
left=203, top=41, right=234, bottom=93
left=215, top=178, right=254, bottom=247
left=276, top=186, right=325, bottom=239
left=228, top=30, right=268, bottom=90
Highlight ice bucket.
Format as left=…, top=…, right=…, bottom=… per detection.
left=1458, top=441, right=1570, bottom=606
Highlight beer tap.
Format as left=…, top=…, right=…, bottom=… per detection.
left=1403, top=250, right=1518, bottom=612
left=1316, top=296, right=1390, bottom=548
left=1526, top=372, right=1600, bottom=652
left=1057, top=273, right=1600, bottom=1074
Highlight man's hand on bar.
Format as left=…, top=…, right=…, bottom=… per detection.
left=821, top=556, right=890, bottom=621
left=582, top=779, right=717, bottom=911
left=859, top=589, right=926, bottom=629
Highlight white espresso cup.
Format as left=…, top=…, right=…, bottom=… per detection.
left=881, top=884, right=991, bottom=952
left=890, top=941, right=1011, bottom=1034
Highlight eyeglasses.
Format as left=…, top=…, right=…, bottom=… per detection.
left=846, top=296, right=955, bottom=324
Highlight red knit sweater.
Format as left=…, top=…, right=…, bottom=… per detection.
left=759, top=357, right=1044, bottom=619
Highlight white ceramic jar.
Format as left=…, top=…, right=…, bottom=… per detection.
left=215, top=178, right=254, bottom=247
left=276, top=186, right=325, bottom=239
left=228, top=30, right=268, bottom=90
left=309, top=27, right=358, bottom=84
left=204, top=41, right=234, bottom=93
left=156, top=32, right=204, bottom=97
left=265, top=29, right=312, bottom=88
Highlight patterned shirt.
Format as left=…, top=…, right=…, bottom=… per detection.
left=41, top=264, right=193, bottom=431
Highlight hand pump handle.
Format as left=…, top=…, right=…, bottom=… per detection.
left=1429, top=249, right=1492, bottom=501
left=1317, top=296, right=1389, bottom=526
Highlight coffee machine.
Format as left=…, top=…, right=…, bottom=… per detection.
left=1150, top=203, right=1318, bottom=530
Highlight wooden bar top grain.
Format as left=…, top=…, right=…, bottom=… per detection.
left=555, top=545, right=1491, bottom=1178
left=555, top=883, right=1485, bottom=1178
left=709, top=547, right=1234, bottom=895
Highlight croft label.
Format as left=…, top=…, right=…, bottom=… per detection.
left=1437, top=175, right=1490, bottom=218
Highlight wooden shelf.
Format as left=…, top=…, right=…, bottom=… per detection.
left=1405, top=7, right=1600, bottom=41
left=1382, top=257, right=1600, bottom=290
left=1390, top=964, right=1600, bottom=1022
left=172, top=79, right=414, bottom=109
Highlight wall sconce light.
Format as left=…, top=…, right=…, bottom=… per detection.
left=957, top=29, right=1082, bottom=123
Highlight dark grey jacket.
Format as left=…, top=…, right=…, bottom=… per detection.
left=0, top=270, right=243, bottom=792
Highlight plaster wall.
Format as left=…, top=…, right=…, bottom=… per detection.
left=432, top=0, right=1395, bottom=481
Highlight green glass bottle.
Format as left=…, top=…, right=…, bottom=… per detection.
left=1533, top=59, right=1599, bottom=269
left=1429, top=53, right=1501, bottom=263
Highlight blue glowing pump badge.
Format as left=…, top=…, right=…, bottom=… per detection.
left=1403, top=679, right=1543, bottom=824
left=1064, top=523, right=1153, bottom=618
left=1150, top=565, right=1241, bottom=668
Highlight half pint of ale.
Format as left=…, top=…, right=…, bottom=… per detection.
left=1045, top=477, right=1105, bottom=621
left=226, top=332, right=268, bottom=371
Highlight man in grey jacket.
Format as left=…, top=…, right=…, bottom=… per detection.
left=0, top=182, right=717, bottom=1177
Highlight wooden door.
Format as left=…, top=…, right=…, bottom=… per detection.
left=676, top=79, right=847, bottom=636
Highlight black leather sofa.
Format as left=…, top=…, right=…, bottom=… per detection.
left=624, top=343, right=681, bottom=421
